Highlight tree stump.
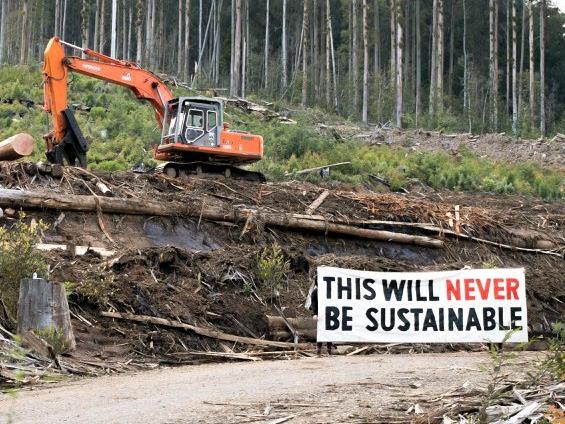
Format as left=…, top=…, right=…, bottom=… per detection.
left=17, top=278, right=76, bottom=351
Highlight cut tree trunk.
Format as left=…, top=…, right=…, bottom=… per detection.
left=17, top=278, right=75, bottom=351
left=267, top=315, right=317, bottom=341
left=0, top=133, right=34, bottom=161
left=0, top=188, right=444, bottom=248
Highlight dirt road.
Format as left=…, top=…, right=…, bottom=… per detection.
left=0, top=351, right=542, bottom=424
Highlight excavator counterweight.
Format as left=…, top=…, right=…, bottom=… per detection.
left=42, top=37, right=264, bottom=179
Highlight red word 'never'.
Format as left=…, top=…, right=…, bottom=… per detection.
left=446, top=278, right=520, bottom=301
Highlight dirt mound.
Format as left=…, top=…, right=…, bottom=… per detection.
left=0, top=163, right=563, bottom=372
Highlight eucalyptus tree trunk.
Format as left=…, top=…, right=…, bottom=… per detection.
left=506, top=0, right=511, bottom=113
left=264, top=0, right=270, bottom=90
left=529, top=0, right=535, bottom=129
left=390, top=0, right=397, bottom=89
left=395, top=1, right=403, bottom=128
left=327, top=0, right=337, bottom=110
left=539, top=0, right=545, bottom=136
left=127, top=3, right=132, bottom=60
left=100, top=0, right=106, bottom=54
left=150, top=0, right=156, bottom=67
left=512, top=0, right=517, bottom=135
left=81, top=0, right=89, bottom=57
left=362, top=0, right=369, bottom=123
left=198, top=0, right=203, bottom=63
left=177, top=0, right=183, bottom=75
left=312, top=0, right=319, bottom=100
left=184, top=0, right=191, bottom=80
left=282, top=0, right=287, bottom=88
left=20, top=0, right=28, bottom=64
left=135, top=0, right=142, bottom=63
left=436, top=0, right=444, bottom=112
left=111, top=0, right=117, bottom=58
left=463, top=0, right=470, bottom=129
left=230, top=0, right=242, bottom=97
left=242, top=0, right=248, bottom=97
left=373, top=0, right=380, bottom=73
left=489, top=0, right=499, bottom=130
left=415, top=0, right=421, bottom=125
left=62, top=0, right=68, bottom=40
left=301, top=0, right=309, bottom=106
left=518, top=1, right=525, bottom=118
left=352, top=0, right=359, bottom=111
left=0, top=0, right=6, bottom=64
left=325, top=0, right=331, bottom=106
left=429, top=0, right=437, bottom=116
left=55, top=0, right=61, bottom=36
left=448, top=0, right=454, bottom=98
left=94, top=0, right=100, bottom=50
left=122, top=0, right=127, bottom=59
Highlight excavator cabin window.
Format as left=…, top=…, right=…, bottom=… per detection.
left=188, top=109, right=204, bottom=128
left=207, top=111, right=217, bottom=131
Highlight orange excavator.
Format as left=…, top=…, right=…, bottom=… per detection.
left=42, top=37, right=264, bottom=180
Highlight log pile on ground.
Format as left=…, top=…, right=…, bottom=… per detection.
left=0, top=162, right=562, bottom=386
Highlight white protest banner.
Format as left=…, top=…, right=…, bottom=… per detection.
left=316, top=267, right=527, bottom=343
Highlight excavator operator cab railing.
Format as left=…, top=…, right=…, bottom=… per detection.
left=161, top=97, right=223, bottom=148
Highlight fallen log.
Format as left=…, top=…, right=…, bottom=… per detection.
left=171, top=351, right=260, bottom=361
left=0, top=188, right=444, bottom=248
left=0, top=133, right=34, bottom=161
left=306, top=190, right=330, bottom=215
left=266, top=316, right=317, bottom=331
left=101, top=311, right=311, bottom=349
left=270, top=330, right=317, bottom=341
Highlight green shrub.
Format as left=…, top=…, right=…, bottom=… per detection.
left=34, top=326, right=72, bottom=355
left=0, top=215, right=48, bottom=324
left=257, top=243, right=290, bottom=298
left=545, top=322, right=565, bottom=381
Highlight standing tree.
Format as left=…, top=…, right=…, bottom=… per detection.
left=429, top=0, right=437, bottom=116
left=301, top=0, right=309, bottom=106
left=362, top=0, right=369, bottom=123
left=395, top=0, right=403, bottom=128
left=0, top=0, right=6, bottom=64
left=511, top=0, right=517, bottom=135
left=518, top=0, right=526, bottom=117
left=177, top=0, right=183, bottom=75
left=540, top=0, right=545, bottom=136
left=230, top=0, right=242, bottom=97
left=282, top=0, right=287, bottom=88
left=529, top=0, right=535, bottom=129
left=415, top=0, right=421, bottom=124
left=111, top=0, right=118, bottom=58
left=436, top=0, right=444, bottom=112
left=489, top=0, right=499, bottom=130
left=135, top=0, right=143, bottom=63
left=100, top=0, right=106, bottom=54
left=264, top=0, right=269, bottom=90
left=374, top=0, right=380, bottom=73
left=390, top=0, right=397, bottom=91
left=20, top=0, right=28, bottom=65
left=352, top=0, right=359, bottom=111
left=81, top=0, right=89, bottom=58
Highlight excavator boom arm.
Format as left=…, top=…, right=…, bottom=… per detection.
left=43, top=37, right=174, bottom=145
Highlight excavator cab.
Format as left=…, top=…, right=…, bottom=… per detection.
left=161, top=97, right=222, bottom=149
left=155, top=97, right=264, bottom=182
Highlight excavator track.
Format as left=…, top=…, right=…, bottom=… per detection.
left=156, top=162, right=266, bottom=182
